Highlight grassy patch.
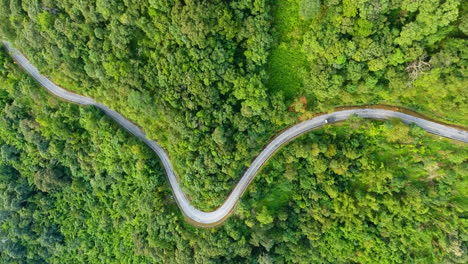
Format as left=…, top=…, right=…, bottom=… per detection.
left=257, top=181, right=294, bottom=212
left=266, top=0, right=308, bottom=98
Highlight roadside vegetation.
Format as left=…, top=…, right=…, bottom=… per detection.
left=1, top=0, right=466, bottom=207
left=0, top=0, right=467, bottom=262
left=1, top=45, right=466, bottom=264
left=268, top=0, right=468, bottom=124
left=0, top=0, right=293, bottom=209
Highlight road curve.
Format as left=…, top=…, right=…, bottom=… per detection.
left=3, top=41, right=468, bottom=226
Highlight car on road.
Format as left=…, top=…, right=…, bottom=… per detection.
left=324, top=117, right=336, bottom=124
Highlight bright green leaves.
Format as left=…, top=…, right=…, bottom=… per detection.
left=244, top=117, right=467, bottom=263
left=396, top=0, right=460, bottom=46
left=353, top=18, right=374, bottom=37
left=402, top=0, right=424, bottom=12
left=102, top=59, right=131, bottom=80
left=256, top=206, right=274, bottom=225
left=37, top=11, right=54, bottom=30
left=343, top=0, right=358, bottom=17
left=367, top=58, right=386, bottom=71
left=388, top=48, right=405, bottom=66
left=384, top=119, right=412, bottom=143
left=270, top=0, right=466, bottom=124
left=96, top=0, right=122, bottom=20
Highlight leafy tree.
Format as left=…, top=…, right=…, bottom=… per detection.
left=0, top=1, right=466, bottom=263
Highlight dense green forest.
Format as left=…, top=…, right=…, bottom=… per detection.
left=0, top=0, right=467, bottom=207
left=1, top=0, right=467, bottom=263
left=268, top=0, right=467, bottom=123
left=0, top=0, right=293, bottom=208
left=1, top=49, right=467, bottom=263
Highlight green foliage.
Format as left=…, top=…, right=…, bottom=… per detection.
left=299, top=0, right=321, bottom=20
left=33, top=165, right=71, bottom=193
left=0, top=0, right=467, bottom=263
left=243, top=118, right=467, bottom=263
left=36, top=11, right=54, bottom=29
left=0, top=0, right=294, bottom=210
left=256, top=206, right=274, bottom=225
left=266, top=0, right=308, bottom=98
left=269, top=0, right=468, bottom=125
left=0, top=51, right=466, bottom=262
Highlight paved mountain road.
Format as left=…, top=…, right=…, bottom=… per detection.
left=3, top=41, right=467, bottom=226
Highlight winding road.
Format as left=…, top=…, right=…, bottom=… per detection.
left=3, top=41, right=468, bottom=226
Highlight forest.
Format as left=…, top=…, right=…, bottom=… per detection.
left=268, top=0, right=467, bottom=124
left=0, top=0, right=467, bottom=263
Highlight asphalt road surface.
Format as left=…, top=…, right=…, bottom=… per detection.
left=3, top=41, right=467, bottom=226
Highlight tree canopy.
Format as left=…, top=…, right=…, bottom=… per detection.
left=0, top=0, right=467, bottom=263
